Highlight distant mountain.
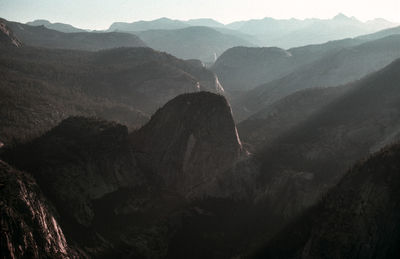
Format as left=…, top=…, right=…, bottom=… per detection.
left=226, top=13, right=397, bottom=48
left=212, top=37, right=369, bottom=93
left=234, top=34, right=400, bottom=120
left=138, top=26, right=255, bottom=62
left=109, top=17, right=188, bottom=31
left=357, top=25, right=400, bottom=41
left=365, top=17, right=398, bottom=31
left=26, top=19, right=86, bottom=33
left=3, top=18, right=146, bottom=51
left=186, top=18, right=224, bottom=27
left=109, top=17, right=225, bottom=32
left=213, top=21, right=400, bottom=94
left=254, top=142, right=400, bottom=259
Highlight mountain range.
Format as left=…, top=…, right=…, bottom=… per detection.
left=229, top=33, right=400, bottom=120
left=2, top=12, right=400, bottom=259
left=27, top=19, right=87, bottom=33
left=27, top=14, right=398, bottom=62
left=0, top=19, right=223, bottom=144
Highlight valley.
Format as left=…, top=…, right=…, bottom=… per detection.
left=1, top=9, right=400, bottom=259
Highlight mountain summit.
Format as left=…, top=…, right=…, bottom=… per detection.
left=131, top=92, right=243, bottom=197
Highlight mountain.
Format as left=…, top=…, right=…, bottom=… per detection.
left=226, top=13, right=397, bottom=48
left=0, top=18, right=22, bottom=47
left=186, top=18, right=224, bottom=27
left=212, top=37, right=368, bottom=93
left=366, top=17, right=398, bottom=31
left=357, top=25, right=400, bottom=41
left=0, top=40, right=222, bottom=144
left=213, top=21, right=400, bottom=94
left=0, top=160, right=79, bottom=258
left=3, top=18, right=146, bottom=51
left=137, top=26, right=255, bottom=62
left=234, top=34, right=400, bottom=120
left=26, top=19, right=86, bottom=33
left=131, top=92, right=243, bottom=197
left=109, top=17, right=188, bottom=31
left=3, top=92, right=245, bottom=257
left=254, top=142, right=400, bottom=259
left=3, top=117, right=154, bottom=256
left=109, top=17, right=225, bottom=32
left=242, top=58, right=400, bottom=225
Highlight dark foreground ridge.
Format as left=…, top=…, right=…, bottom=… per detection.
left=254, top=142, right=400, bottom=259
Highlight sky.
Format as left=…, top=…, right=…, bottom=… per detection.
left=0, top=0, right=399, bottom=30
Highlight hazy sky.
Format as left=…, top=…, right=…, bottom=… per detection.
left=1, top=0, right=399, bottom=30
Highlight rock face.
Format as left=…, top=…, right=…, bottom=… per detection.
left=0, top=160, right=77, bottom=258
left=131, top=92, right=243, bottom=197
left=0, top=19, right=22, bottom=47
left=5, top=117, right=146, bottom=227
left=3, top=92, right=245, bottom=257
left=256, top=142, right=400, bottom=259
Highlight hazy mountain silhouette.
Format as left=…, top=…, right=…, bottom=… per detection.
left=234, top=34, right=400, bottom=120
left=26, top=19, right=86, bottom=33
left=357, top=25, right=400, bottom=41
left=3, top=18, right=146, bottom=51
left=186, top=18, right=224, bottom=27
left=211, top=39, right=361, bottom=93
left=109, top=17, right=188, bottom=31
left=226, top=13, right=397, bottom=48
left=212, top=21, right=400, bottom=94
left=137, top=26, right=254, bottom=62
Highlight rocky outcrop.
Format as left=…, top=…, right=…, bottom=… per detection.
left=0, top=160, right=78, bottom=258
left=131, top=92, right=243, bottom=197
left=0, top=19, right=21, bottom=47
left=5, top=117, right=147, bottom=227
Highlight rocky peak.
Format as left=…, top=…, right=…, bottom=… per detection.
left=0, top=160, right=77, bottom=258
left=131, top=92, right=243, bottom=197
